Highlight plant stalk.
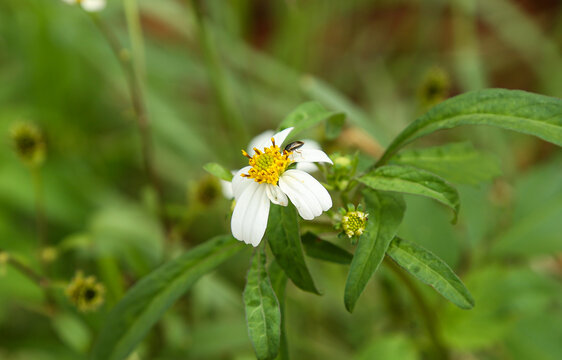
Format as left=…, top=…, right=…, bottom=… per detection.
left=90, top=13, right=171, bottom=235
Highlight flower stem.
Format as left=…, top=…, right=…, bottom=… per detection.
left=31, top=167, right=47, bottom=254
left=1, top=250, right=49, bottom=288
left=384, top=257, right=449, bottom=360
left=90, top=13, right=171, bottom=235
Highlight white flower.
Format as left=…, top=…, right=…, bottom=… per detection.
left=231, top=127, right=333, bottom=247
left=62, top=0, right=106, bottom=12
left=246, top=130, right=322, bottom=173
left=221, top=131, right=322, bottom=201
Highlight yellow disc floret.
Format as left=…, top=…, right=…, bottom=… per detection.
left=241, top=138, right=293, bottom=184
left=342, top=211, right=368, bottom=238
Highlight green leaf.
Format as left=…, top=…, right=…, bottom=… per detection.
left=325, top=113, right=346, bottom=140
left=244, top=248, right=281, bottom=360
left=268, top=261, right=289, bottom=360
left=267, top=204, right=320, bottom=294
left=377, top=89, right=562, bottom=165
left=344, top=189, right=405, bottom=312
left=359, top=165, right=460, bottom=223
left=390, top=142, right=502, bottom=185
left=301, top=232, right=352, bottom=265
left=387, top=237, right=474, bottom=309
left=277, top=101, right=345, bottom=139
left=90, top=235, right=243, bottom=360
left=203, top=162, right=233, bottom=182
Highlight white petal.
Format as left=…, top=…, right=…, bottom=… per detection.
left=296, top=163, right=318, bottom=173
left=279, top=170, right=332, bottom=220
left=247, top=130, right=274, bottom=156
left=301, top=139, right=321, bottom=150
left=248, top=189, right=270, bottom=247
left=220, top=170, right=238, bottom=200
left=255, top=127, right=294, bottom=150
left=290, top=149, right=333, bottom=165
left=265, top=184, right=288, bottom=206
left=232, top=166, right=253, bottom=200
left=231, top=182, right=270, bottom=246
left=279, top=174, right=319, bottom=219
left=82, top=0, right=106, bottom=11
left=220, top=180, right=234, bottom=200
left=293, top=140, right=320, bottom=172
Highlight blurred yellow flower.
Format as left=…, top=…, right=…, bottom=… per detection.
left=10, top=122, right=46, bottom=167
left=66, top=271, right=105, bottom=312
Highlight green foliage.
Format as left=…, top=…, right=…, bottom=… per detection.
left=359, top=165, right=460, bottom=222
left=301, top=232, right=353, bottom=265
left=277, top=101, right=345, bottom=140
left=266, top=205, right=320, bottom=294
left=355, top=334, right=419, bottom=360
left=390, top=142, right=502, bottom=185
left=1, top=1, right=562, bottom=359
left=387, top=238, right=474, bottom=310
left=325, top=112, right=346, bottom=140
left=344, top=189, right=405, bottom=312
left=268, top=261, right=289, bottom=360
left=91, top=236, right=243, bottom=360
left=204, top=162, right=233, bottom=182
left=243, top=248, right=281, bottom=360
left=377, top=89, right=562, bottom=165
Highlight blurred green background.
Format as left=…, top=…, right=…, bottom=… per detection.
left=0, top=0, right=561, bottom=359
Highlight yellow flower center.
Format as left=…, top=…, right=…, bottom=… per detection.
left=241, top=138, right=293, bottom=184
left=342, top=211, right=368, bottom=238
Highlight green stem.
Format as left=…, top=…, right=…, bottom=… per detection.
left=31, top=167, right=46, bottom=254
left=90, top=14, right=171, bottom=235
left=384, top=257, right=449, bottom=360
left=1, top=250, right=49, bottom=288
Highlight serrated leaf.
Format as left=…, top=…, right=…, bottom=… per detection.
left=344, top=189, right=405, bottom=312
left=203, top=162, right=233, bottom=182
left=277, top=101, right=345, bottom=139
left=377, top=89, right=562, bottom=165
left=301, top=232, right=352, bottom=265
left=359, top=165, right=460, bottom=222
left=90, top=235, right=243, bottom=360
left=244, top=248, right=281, bottom=360
left=266, top=204, right=320, bottom=294
left=387, top=237, right=474, bottom=309
left=390, top=142, right=502, bottom=185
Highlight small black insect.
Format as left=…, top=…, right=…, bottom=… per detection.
left=284, top=141, right=305, bottom=153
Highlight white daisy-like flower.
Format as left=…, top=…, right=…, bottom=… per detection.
left=221, top=131, right=322, bottom=201
left=62, top=0, right=106, bottom=12
left=231, top=127, right=333, bottom=247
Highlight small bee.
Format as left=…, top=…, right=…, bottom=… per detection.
left=284, top=141, right=305, bottom=153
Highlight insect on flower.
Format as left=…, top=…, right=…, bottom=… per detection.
left=284, top=141, right=305, bottom=153
left=231, top=127, right=333, bottom=246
